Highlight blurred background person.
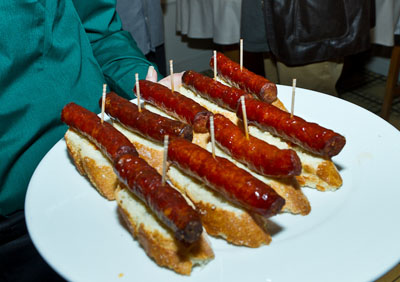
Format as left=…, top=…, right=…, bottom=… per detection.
left=241, top=0, right=375, bottom=96
left=117, top=0, right=167, bottom=76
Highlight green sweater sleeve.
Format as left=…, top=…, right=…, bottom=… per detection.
left=72, top=0, right=162, bottom=99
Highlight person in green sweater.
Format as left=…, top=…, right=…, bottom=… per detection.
left=0, top=1, right=177, bottom=280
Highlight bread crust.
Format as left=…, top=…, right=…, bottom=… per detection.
left=267, top=178, right=311, bottom=215
left=181, top=194, right=271, bottom=247
left=65, top=129, right=118, bottom=200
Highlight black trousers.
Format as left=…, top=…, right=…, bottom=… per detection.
left=146, top=44, right=167, bottom=78
left=0, top=210, right=65, bottom=282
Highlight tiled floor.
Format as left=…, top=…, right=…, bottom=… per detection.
left=337, top=69, right=400, bottom=130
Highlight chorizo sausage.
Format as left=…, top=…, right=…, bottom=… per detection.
left=209, top=114, right=302, bottom=177
left=137, top=80, right=212, bottom=133
left=210, top=52, right=277, bottom=103
left=236, top=98, right=346, bottom=158
left=61, top=102, right=138, bottom=163
left=168, top=138, right=285, bottom=218
left=115, top=153, right=203, bottom=244
left=182, top=70, right=252, bottom=111
left=103, top=92, right=193, bottom=143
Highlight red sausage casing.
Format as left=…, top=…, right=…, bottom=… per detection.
left=209, top=114, right=302, bottom=177
left=114, top=153, right=203, bottom=243
left=182, top=70, right=253, bottom=111
left=103, top=92, right=193, bottom=143
left=61, top=102, right=138, bottom=163
left=236, top=98, right=346, bottom=158
left=210, top=52, right=277, bottom=103
left=137, top=80, right=212, bottom=133
left=168, top=138, right=285, bottom=218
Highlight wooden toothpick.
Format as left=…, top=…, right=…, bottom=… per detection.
left=135, top=73, right=141, bottom=112
left=101, top=83, right=107, bottom=124
left=162, top=135, right=169, bottom=185
left=210, top=115, right=216, bottom=158
left=169, top=60, right=174, bottom=92
left=240, top=96, right=249, bottom=140
left=291, top=78, right=296, bottom=118
left=213, top=50, right=217, bottom=80
left=240, top=39, right=243, bottom=71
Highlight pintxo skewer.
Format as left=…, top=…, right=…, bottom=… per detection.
left=213, top=50, right=217, bottom=80
left=101, top=84, right=107, bottom=123
left=290, top=78, right=296, bottom=119
left=240, top=38, right=243, bottom=71
left=209, top=115, right=216, bottom=158
left=169, top=59, right=174, bottom=92
left=135, top=73, right=141, bottom=112
left=240, top=96, right=249, bottom=140
left=162, top=135, right=169, bottom=185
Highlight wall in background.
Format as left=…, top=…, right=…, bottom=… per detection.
left=365, top=57, right=391, bottom=77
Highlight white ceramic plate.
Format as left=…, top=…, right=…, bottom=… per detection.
left=25, top=85, right=400, bottom=282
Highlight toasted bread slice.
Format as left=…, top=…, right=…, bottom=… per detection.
left=64, top=127, right=214, bottom=275
left=179, top=85, right=342, bottom=191
left=201, top=142, right=311, bottom=216
left=116, top=187, right=214, bottom=275
left=167, top=166, right=272, bottom=247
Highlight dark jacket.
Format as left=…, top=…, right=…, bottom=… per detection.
left=241, top=0, right=374, bottom=66
left=263, top=0, right=374, bottom=65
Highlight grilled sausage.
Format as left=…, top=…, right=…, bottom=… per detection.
left=209, top=114, right=302, bottom=177
left=103, top=92, right=193, bottom=143
left=210, top=52, right=277, bottom=103
left=137, top=80, right=212, bottom=133
left=167, top=138, right=285, bottom=218
left=61, top=102, right=137, bottom=163
left=236, top=98, right=346, bottom=158
left=182, top=70, right=253, bottom=111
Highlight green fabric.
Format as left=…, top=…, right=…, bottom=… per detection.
left=0, top=0, right=160, bottom=216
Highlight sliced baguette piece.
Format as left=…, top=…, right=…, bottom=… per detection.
left=178, top=85, right=342, bottom=192
left=113, top=118, right=273, bottom=247
left=167, top=166, right=272, bottom=247
left=201, top=142, right=311, bottom=216
left=64, top=127, right=214, bottom=275
left=65, top=129, right=118, bottom=200
left=116, top=187, right=214, bottom=275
